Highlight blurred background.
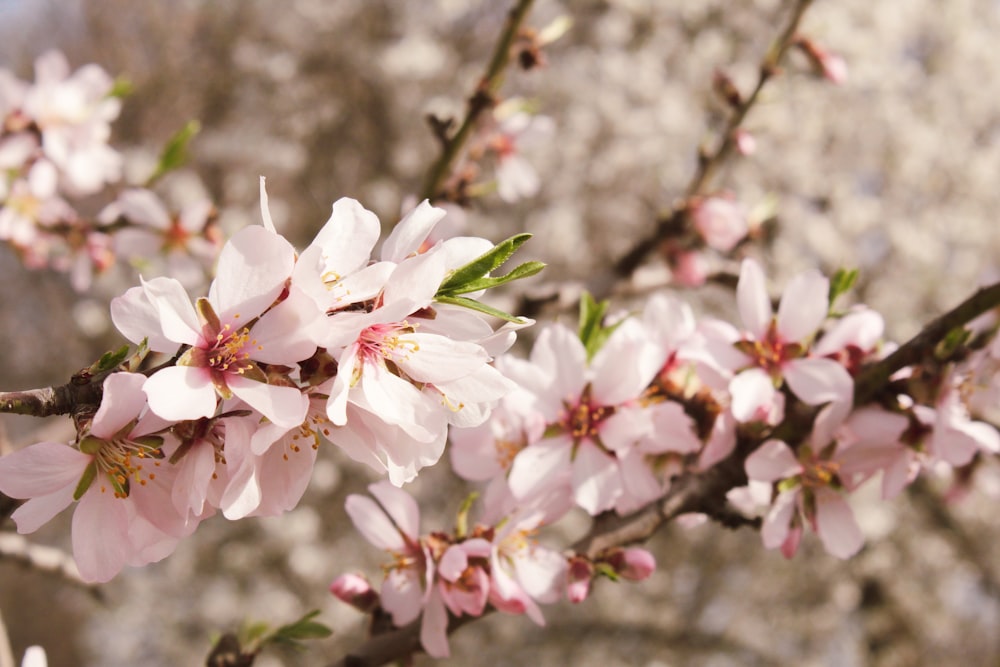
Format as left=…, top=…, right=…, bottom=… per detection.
left=1, top=0, right=999, bottom=665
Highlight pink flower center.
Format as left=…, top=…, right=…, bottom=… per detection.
left=82, top=434, right=164, bottom=499
left=800, top=459, right=839, bottom=489
left=562, top=389, right=613, bottom=442
left=206, top=323, right=257, bottom=375
left=737, top=322, right=804, bottom=376
left=356, top=322, right=418, bottom=366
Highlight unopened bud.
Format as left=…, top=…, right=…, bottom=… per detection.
left=733, top=128, right=756, bottom=156
left=604, top=547, right=656, bottom=581
left=671, top=250, right=709, bottom=287
left=794, top=37, right=848, bottom=85
left=566, top=556, right=593, bottom=603
left=712, top=69, right=743, bottom=108
left=688, top=195, right=749, bottom=253
left=330, top=573, right=379, bottom=613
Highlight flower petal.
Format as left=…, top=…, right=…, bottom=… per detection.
left=776, top=269, right=829, bottom=342
left=737, top=258, right=771, bottom=337
left=745, top=439, right=800, bottom=482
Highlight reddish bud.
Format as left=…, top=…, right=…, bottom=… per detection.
left=566, top=556, right=593, bottom=603
left=795, top=37, right=848, bottom=85
left=712, top=69, right=743, bottom=108
left=604, top=547, right=656, bottom=581
left=330, top=573, right=380, bottom=613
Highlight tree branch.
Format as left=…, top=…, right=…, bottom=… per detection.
left=418, top=0, right=536, bottom=202
left=853, top=280, right=1000, bottom=406
left=612, top=0, right=815, bottom=283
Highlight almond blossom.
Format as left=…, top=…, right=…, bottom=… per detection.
left=0, top=372, right=191, bottom=582
left=707, top=258, right=854, bottom=424
left=111, top=225, right=316, bottom=428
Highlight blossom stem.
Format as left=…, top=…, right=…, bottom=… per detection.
left=418, top=0, right=536, bottom=202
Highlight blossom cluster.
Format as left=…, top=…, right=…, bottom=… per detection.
left=0, top=52, right=219, bottom=290
left=0, top=184, right=525, bottom=582
left=448, top=258, right=1000, bottom=560
left=332, top=481, right=653, bottom=658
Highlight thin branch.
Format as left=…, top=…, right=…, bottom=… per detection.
left=612, top=0, right=815, bottom=283
left=418, top=0, right=536, bottom=201
left=853, top=280, right=1000, bottom=406
left=0, top=373, right=107, bottom=419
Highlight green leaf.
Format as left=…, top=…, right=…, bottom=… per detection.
left=577, top=292, right=622, bottom=361
left=935, top=326, right=972, bottom=361
left=437, top=233, right=533, bottom=294
left=828, top=268, right=859, bottom=306
left=437, top=261, right=546, bottom=296
left=434, top=295, right=528, bottom=324
left=94, top=345, right=131, bottom=373
left=147, top=120, right=201, bottom=185
left=268, top=610, right=332, bottom=647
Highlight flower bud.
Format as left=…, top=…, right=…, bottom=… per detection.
left=712, top=69, right=743, bottom=108
left=671, top=250, right=709, bottom=287
left=605, top=547, right=656, bottom=581
left=566, top=556, right=593, bottom=603
left=794, top=37, right=848, bottom=85
left=689, top=195, right=748, bottom=253
left=330, top=573, right=380, bottom=613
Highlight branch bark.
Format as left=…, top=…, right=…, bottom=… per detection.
left=418, top=0, right=536, bottom=202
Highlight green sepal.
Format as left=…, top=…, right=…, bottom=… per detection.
left=455, top=492, right=480, bottom=539
left=78, top=436, right=105, bottom=455
left=776, top=477, right=800, bottom=494
left=593, top=562, right=620, bottom=582
left=133, top=435, right=165, bottom=452
left=125, top=338, right=150, bottom=373
left=437, top=233, right=534, bottom=295
left=239, top=362, right=269, bottom=384
left=73, top=461, right=99, bottom=501
left=109, top=471, right=129, bottom=498
left=147, top=119, right=201, bottom=186
left=434, top=295, right=527, bottom=324
left=196, top=297, right=222, bottom=333
left=828, top=268, right=859, bottom=307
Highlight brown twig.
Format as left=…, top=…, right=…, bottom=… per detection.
left=853, top=280, right=1000, bottom=406
left=418, top=0, right=536, bottom=202
left=612, top=0, right=815, bottom=284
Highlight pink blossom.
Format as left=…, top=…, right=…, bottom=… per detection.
left=330, top=573, right=380, bottom=613
left=345, top=482, right=431, bottom=628
left=111, top=223, right=315, bottom=427
left=715, top=258, right=853, bottom=423
left=507, top=320, right=663, bottom=514
left=0, top=372, right=191, bottom=582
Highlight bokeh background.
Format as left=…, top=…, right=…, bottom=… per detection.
left=1, top=0, right=999, bottom=665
